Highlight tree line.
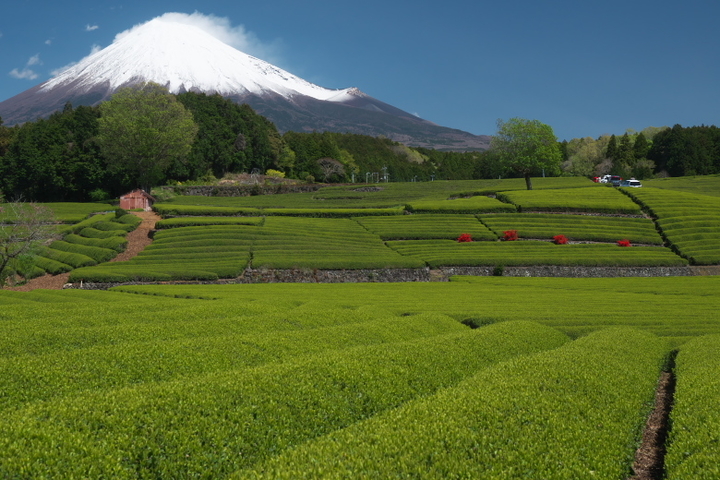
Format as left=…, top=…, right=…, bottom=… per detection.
left=0, top=87, right=499, bottom=201
left=1, top=83, right=717, bottom=202
left=560, top=125, right=720, bottom=179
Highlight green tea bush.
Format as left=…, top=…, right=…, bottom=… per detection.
left=155, top=217, right=265, bottom=229
left=355, top=214, right=497, bottom=240
left=0, top=321, right=568, bottom=478
left=665, top=335, right=720, bottom=479
left=263, top=207, right=405, bottom=217
left=38, top=203, right=114, bottom=223
left=154, top=204, right=262, bottom=216
left=388, top=239, right=687, bottom=267
left=38, top=247, right=96, bottom=269
left=92, top=221, right=135, bottom=232
left=407, top=196, right=517, bottom=214
left=32, top=256, right=73, bottom=275
left=115, top=213, right=142, bottom=227
left=626, top=188, right=720, bottom=264
left=243, top=328, right=667, bottom=479
left=479, top=213, right=663, bottom=244
left=64, top=233, right=128, bottom=252
left=49, top=240, right=117, bottom=263
left=0, top=313, right=466, bottom=410
left=79, top=227, right=130, bottom=239
left=498, top=186, right=643, bottom=214
left=58, top=212, right=116, bottom=235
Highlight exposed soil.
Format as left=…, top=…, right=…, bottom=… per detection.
left=4, top=211, right=160, bottom=292
left=628, top=368, right=676, bottom=480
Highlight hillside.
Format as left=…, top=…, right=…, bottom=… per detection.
left=2, top=176, right=720, bottom=478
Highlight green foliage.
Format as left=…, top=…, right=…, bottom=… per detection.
left=0, top=202, right=59, bottom=285
left=497, top=186, right=642, bottom=214
left=38, top=246, right=96, bottom=269
left=0, top=105, right=107, bottom=201
left=244, top=328, right=666, bottom=479
left=0, top=320, right=567, bottom=478
left=155, top=217, right=265, bottom=229
left=388, top=239, right=687, bottom=267
left=649, top=124, right=720, bottom=176
left=490, top=117, right=563, bottom=189
left=175, top=92, right=287, bottom=179
left=666, top=335, right=720, bottom=479
left=644, top=174, right=720, bottom=197
left=625, top=187, right=720, bottom=264
left=479, top=213, right=663, bottom=244
left=97, top=83, right=198, bottom=190
left=252, top=217, right=423, bottom=269
left=48, top=240, right=117, bottom=264
left=407, top=195, right=517, bottom=213
left=154, top=204, right=262, bottom=216
left=355, top=214, right=498, bottom=240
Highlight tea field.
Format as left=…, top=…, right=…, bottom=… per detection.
left=3, top=175, right=720, bottom=477
left=1, top=277, right=720, bottom=477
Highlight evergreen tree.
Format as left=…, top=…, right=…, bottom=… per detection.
left=605, top=134, right=618, bottom=160
left=633, top=132, right=650, bottom=160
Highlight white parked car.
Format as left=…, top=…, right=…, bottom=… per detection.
left=620, top=179, right=642, bottom=187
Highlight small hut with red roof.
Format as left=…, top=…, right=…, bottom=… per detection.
left=119, top=189, right=155, bottom=211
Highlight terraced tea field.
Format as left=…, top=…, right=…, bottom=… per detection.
left=1, top=277, right=720, bottom=477
left=3, top=176, right=720, bottom=477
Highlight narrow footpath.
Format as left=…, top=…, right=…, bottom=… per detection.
left=628, top=355, right=677, bottom=480
left=6, top=210, right=160, bottom=292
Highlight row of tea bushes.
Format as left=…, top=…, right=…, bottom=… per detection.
left=479, top=213, right=664, bottom=244
left=354, top=214, right=497, bottom=240
left=387, top=239, right=688, bottom=267
left=0, top=311, right=466, bottom=411
left=155, top=216, right=265, bottom=229
left=252, top=217, right=424, bottom=269
left=113, top=277, right=720, bottom=345
left=666, top=334, right=720, bottom=479
left=0, top=321, right=569, bottom=478
left=69, top=224, right=255, bottom=282
left=31, top=212, right=141, bottom=276
left=497, top=186, right=643, bottom=214
left=625, top=187, right=720, bottom=264
left=241, top=328, right=667, bottom=479
left=406, top=195, right=517, bottom=214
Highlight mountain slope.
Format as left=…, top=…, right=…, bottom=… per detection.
left=0, top=16, right=489, bottom=151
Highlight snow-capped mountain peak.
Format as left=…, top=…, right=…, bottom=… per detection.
left=0, top=14, right=490, bottom=151
left=42, top=16, right=352, bottom=102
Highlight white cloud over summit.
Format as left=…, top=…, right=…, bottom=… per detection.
left=118, top=12, right=281, bottom=63
left=47, top=12, right=282, bottom=79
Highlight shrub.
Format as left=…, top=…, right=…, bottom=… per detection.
left=503, top=229, right=519, bottom=241
left=457, top=233, right=473, bottom=243
left=553, top=234, right=568, bottom=245
left=617, top=239, right=631, bottom=247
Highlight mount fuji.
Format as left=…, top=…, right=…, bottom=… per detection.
left=0, top=16, right=489, bottom=151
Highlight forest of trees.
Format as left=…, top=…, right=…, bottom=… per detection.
left=0, top=89, right=718, bottom=202
left=560, top=125, right=720, bottom=180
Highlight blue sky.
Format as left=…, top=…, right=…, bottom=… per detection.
left=2, top=0, right=718, bottom=141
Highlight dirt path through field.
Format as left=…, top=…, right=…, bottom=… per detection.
left=5, top=211, right=160, bottom=292
left=628, top=361, right=676, bottom=480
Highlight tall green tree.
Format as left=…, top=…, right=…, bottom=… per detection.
left=96, top=83, right=198, bottom=191
left=605, top=134, right=618, bottom=160
left=490, top=117, right=562, bottom=190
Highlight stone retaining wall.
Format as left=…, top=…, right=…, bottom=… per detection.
left=65, top=265, right=696, bottom=290
left=175, top=184, right=322, bottom=197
